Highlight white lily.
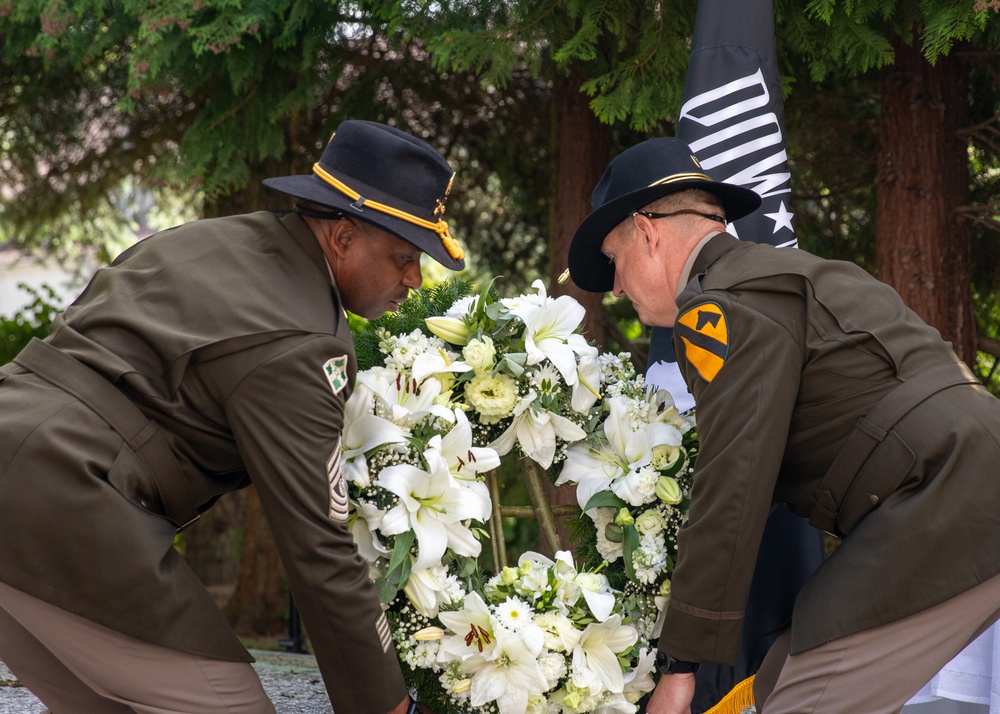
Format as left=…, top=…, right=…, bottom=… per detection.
left=571, top=614, right=638, bottom=694
left=342, top=382, right=408, bottom=488
left=441, top=409, right=501, bottom=501
left=490, top=390, right=586, bottom=469
left=555, top=440, right=620, bottom=512
left=439, top=591, right=497, bottom=661
left=411, top=348, right=472, bottom=384
left=375, top=440, right=491, bottom=571
left=594, top=647, right=658, bottom=712
left=464, top=627, right=551, bottom=714
left=403, top=557, right=454, bottom=618
left=348, top=500, right=389, bottom=562
left=556, top=396, right=682, bottom=510
left=571, top=347, right=603, bottom=414
left=358, top=367, right=455, bottom=426
left=623, top=647, right=657, bottom=699
left=519, top=292, right=591, bottom=387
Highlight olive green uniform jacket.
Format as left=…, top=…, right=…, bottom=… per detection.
left=0, top=212, right=407, bottom=713
left=660, top=233, right=1000, bottom=664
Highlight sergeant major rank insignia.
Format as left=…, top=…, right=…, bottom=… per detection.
left=323, top=356, right=349, bottom=394
left=675, top=302, right=728, bottom=383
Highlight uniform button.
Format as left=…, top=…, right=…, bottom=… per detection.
left=867, top=493, right=879, bottom=505
left=139, top=498, right=150, bottom=509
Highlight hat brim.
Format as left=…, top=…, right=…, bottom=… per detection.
left=263, top=174, right=464, bottom=271
left=568, top=180, right=761, bottom=292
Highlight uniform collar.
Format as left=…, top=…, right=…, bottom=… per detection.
left=690, top=231, right=741, bottom=276
left=676, top=232, right=742, bottom=306
left=278, top=211, right=333, bottom=283
left=676, top=231, right=722, bottom=299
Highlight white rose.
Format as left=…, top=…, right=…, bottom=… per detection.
left=462, top=336, right=497, bottom=374
left=634, top=509, right=667, bottom=536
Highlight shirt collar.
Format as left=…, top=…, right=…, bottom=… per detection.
left=676, top=231, right=723, bottom=299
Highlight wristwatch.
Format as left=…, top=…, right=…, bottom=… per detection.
left=656, top=651, right=701, bottom=675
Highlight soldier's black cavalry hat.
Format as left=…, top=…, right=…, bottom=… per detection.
left=569, top=137, right=761, bottom=292
left=264, top=120, right=464, bottom=270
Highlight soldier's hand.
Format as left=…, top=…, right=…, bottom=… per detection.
left=646, top=672, right=696, bottom=714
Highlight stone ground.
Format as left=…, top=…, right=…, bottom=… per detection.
left=0, top=650, right=333, bottom=713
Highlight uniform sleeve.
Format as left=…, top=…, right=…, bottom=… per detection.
left=661, top=293, right=804, bottom=664
left=223, top=334, right=407, bottom=714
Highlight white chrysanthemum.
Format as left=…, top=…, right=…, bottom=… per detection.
left=444, top=295, right=478, bottom=319
left=495, top=597, right=535, bottom=632
left=529, top=364, right=563, bottom=394
left=440, top=570, right=467, bottom=603
left=537, top=651, right=568, bottom=690
left=465, top=373, right=519, bottom=423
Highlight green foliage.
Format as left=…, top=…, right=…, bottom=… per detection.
left=353, top=279, right=475, bottom=370
left=413, top=0, right=694, bottom=130
left=799, top=0, right=1000, bottom=81
left=0, top=284, right=61, bottom=365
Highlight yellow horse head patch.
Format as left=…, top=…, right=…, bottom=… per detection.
left=676, top=302, right=729, bottom=383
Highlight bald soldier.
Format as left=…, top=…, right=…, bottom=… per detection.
left=0, top=120, right=459, bottom=713
left=568, top=136, right=1000, bottom=714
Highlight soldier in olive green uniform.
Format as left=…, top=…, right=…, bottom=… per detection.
left=0, top=120, right=463, bottom=714
left=569, top=137, right=1000, bottom=714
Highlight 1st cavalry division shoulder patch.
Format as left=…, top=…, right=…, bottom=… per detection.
left=675, top=302, right=729, bottom=383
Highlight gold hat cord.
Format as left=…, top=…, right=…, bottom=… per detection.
left=312, top=163, right=465, bottom=261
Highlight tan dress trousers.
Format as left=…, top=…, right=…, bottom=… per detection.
left=755, top=571, right=1000, bottom=714
left=0, top=579, right=275, bottom=714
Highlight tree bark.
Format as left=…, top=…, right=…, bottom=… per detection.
left=876, top=39, right=976, bottom=364
left=546, top=64, right=613, bottom=548
left=550, top=63, right=612, bottom=346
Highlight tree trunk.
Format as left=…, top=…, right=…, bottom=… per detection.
left=876, top=39, right=976, bottom=364
left=225, top=485, right=290, bottom=638
left=551, top=64, right=611, bottom=347
left=546, top=64, right=613, bottom=549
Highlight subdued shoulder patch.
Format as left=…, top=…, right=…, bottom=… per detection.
left=323, top=356, right=349, bottom=395
left=675, top=302, right=729, bottom=383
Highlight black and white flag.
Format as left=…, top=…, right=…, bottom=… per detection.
left=646, top=0, right=796, bottom=408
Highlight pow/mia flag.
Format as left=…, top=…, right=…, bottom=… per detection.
left=647, top=0, right=796, bottom=398
left=643, top=1, right=826, bottom=712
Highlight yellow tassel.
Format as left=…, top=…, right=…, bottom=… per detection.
left=704, top=674, right=756, bottom=714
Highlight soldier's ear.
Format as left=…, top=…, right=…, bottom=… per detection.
left=327, top=218, right=365, bottom=258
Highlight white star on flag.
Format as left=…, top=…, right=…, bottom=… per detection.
left=765, top=200, right=795, bottom=234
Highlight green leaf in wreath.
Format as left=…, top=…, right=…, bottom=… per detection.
left=387, top=530, right=415, bottom=578
left=375, top=575, right=399, bottom=605
left=583, top=490, right=628, bottom=513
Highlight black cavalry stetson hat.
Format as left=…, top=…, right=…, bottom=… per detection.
left=568, top=137, right=761, bottom=292
left=263, top=120, right=465, bottom=270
